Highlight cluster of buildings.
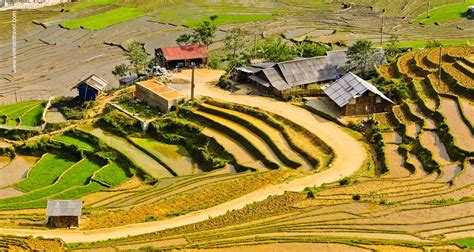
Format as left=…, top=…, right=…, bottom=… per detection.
left=74, top=44, right=392, bottom=119
left=0, top=0, right=68, bottom=9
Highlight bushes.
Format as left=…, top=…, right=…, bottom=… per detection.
left=51, top=97, right=91, bottom=120
left=365, top=119, right=387, bottom=174
left=99, top=110, right=142, bottom=136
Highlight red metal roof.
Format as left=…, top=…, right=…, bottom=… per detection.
left=160, top=45, right=209, bottom=61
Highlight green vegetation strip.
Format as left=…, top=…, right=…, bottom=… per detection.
left=415, top=0, right=474, bottom=25
left=61, top=7, right=144, bottom=30
left=93, top=163, right=131, bottom=186
left=53, top=135, right=95, bottom=151
left=0, top=159, right=102, bottom=209
left=15, top=153, right=77, bottom=192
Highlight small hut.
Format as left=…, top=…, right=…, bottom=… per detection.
left=155, top=44, right=209, bottom=70
left=72, top=74, right=110, bottom=100
left=46, top=200, right=83, bottom=228
left=322, top=72, right=394, bottom=116
left=135, top=80, right=186, bottom=112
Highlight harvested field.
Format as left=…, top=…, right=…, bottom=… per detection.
left=44, top=111, right=67, bottom=123
left=460, top=99, right=474, bottom=125
left=384, top=144, right=411, bottom=178
left=0, top=156, right=39, bottom=188
left=437, top=164, right=462, bottom=182
left=438, top=98, right=473, bottom=151
left=178, top=243, right=371, bottom=252
left=419, top=131, right=451, bottom=166
left=201, top=127, right=267, bottom=171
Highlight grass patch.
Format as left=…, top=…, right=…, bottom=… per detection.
left=61, top=7, right=144, bottom=30
left=0, top=159, right=102, bottom=209
left=453, top=237, right=474, bottom=249
left=19, top=104, right=45, bottom=127
left=69, top=0, right=118, bottom=12
left=53, top=135, right=95, bottom=151
left=415, top=0, right=474, bottom=25
left=396, top=40, right=472, bottom=49
left=93, top=163, right=130, bottom=186
left=15, top=154, right=77, bottom=192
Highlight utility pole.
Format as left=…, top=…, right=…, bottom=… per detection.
left=380, top=11, right=385, bottom=46
left=437, top=46, right=442, bottom=85
left=426, top=0, right=431, bottom=18
left=191, top=63, right=195, bottom=101
left=12, top=10, right=17, bottom=74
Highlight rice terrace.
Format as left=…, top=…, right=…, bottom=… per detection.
left=0, top=0, right=473, bottom=251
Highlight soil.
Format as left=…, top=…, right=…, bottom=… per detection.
left=44, top=111, right=66, bottom=123
left=0, top=156, right=39, bottom=188
left=0, top=187, right=23, bottom=199
left=384, top=144, right=411, bottom=178
left=419, top=131, right=451, bottom=166
left=438, top=98, right=473, bottom=151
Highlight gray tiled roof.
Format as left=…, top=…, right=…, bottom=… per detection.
left=46, top=200, right=83, bottom=217
left=322, top=72, right=394, bottom=107
left=248, top=51, right=347, bottom=91
left=72, top=74, right=109, bottom=92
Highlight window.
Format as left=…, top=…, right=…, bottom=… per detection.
left=376, top=96, right=382, bottom=103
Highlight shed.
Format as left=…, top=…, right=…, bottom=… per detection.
left=72, top=74, right=110, bottom=100
left=155, top=45, right=209, bottom=70
left=46, top=200, right=83, bottom=228
left=135, top=80, right=186, bottom=112
left=322, top=72, right=393, bottom=116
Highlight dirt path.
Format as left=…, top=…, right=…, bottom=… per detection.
left=0, top=69, right=367, bottom=243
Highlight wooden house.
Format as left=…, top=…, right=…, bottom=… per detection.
left=155, top=45, right=209, bottom=70
left=72, top=74, right=109, bottom=100
left=46, top=200, right=83, bottom=228
left=322, top=72, right=394, bottom=116
left=247, top=51, right=348, bottom=98
left=135, top=80, right=186, bottom=112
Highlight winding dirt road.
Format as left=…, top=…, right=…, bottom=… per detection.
left=0, top=70, right=367, bottom=243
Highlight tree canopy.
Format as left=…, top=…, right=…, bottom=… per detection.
left=346, top=40, right=382, bottom=78
left=176, top=17, right=218, bottom=47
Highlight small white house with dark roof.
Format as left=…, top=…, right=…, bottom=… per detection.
left=72, top=74, right=110, bottom=100
left=46, top=200, right=83, bottom=228
left=322, top=72, right=394, bottom=116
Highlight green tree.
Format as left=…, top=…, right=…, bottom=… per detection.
left=293, top=41, right=327, bottom=58
left=224, top=27, right=250, bottom=70
left=112, top=63, right=129, bottom=79
left=346, top=40, right=378, bottom=78
left=257, top=38, right=295, bottom=62
left=385, top=34, right=401, bottom=58
left=176, top=17, right=218, bottom=47
left=176, top=34, right=193, bottom=46
left=425, top=40, right=442, bottom=48
left=125, top=41, right=149, bottom=76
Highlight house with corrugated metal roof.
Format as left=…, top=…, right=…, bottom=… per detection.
left=155, top=44, right=209, bottom=69
left=46, top=200, right=83, bottom=228
left=241, top=51, right=347, bottom=99
left=322, top=72, right=393, bottom=116
left=72, top=74, right=110, bottom=100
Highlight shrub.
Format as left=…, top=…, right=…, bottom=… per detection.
left=99, top=110, right=142, bottom=136
left=339, top=177, right=353, bottom=186
left=352, top=194, right=361, bottom=201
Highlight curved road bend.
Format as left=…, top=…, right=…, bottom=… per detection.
left=0, top=70, right=367, bottom=243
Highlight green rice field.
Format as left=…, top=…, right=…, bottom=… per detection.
left=53, top=135, right=95, bottom=151
left=0, top=101, right=45, bottom=127
left=61, top=7, right=144, bottom=30
left=415, top=0, right=474, bottom=24
left=15, top=154, right=77, bottom=192
left=93, top=163, right=131, bottom=186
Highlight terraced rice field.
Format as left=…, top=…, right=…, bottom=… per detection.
left=79, top=125, right=174, bottom=179
left=0, top=101, right=45, bottom=127
left=438, top=98, right=473, bottom=151
left=53, top=135, right=95, bottom=151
